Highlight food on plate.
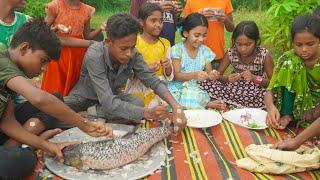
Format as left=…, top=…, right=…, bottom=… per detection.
left=240, top=112, right=261, bottom=128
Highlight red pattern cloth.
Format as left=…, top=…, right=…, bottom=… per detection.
left=25, top=121, right=319, bottom=180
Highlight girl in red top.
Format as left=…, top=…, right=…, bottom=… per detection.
left=42, top=0, right=105, bottom=96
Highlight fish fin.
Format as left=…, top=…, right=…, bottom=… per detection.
left=122, top=125, right=140, bottom=138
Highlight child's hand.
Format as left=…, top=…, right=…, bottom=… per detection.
left=160, top=58, right=171, bottom=70
left=215, top=13, right=227, bottom=23
left=171, top=105, right=187, bottom=134
left=44, top=141, right=79, bottom=163
left=241, top=70, right=254, bottom=81
left=197, top=71, right=210, bottom=81
left=81, top=121, right=114, bottom=138
left=272, top=138, right=300, bottom=151
left=144, top=105, right=170, bottom=121
left=227, top=73, right=241, bottom=83
left=53, top=24, right=71, bottom=34
left=100, top=22, right=107, bottom=31
left=207, top=100, right=227, bottom=111
left=149, top=62, right=161, bottom=72
left=266, top=105, right=281, bottom=129
left=209, top=70, right=220, bottom=80
left=199, top=8, right=214, bottom=19
left=31, top=77, right=41, bottom=88
left=159, top=1, right=174, bottom=12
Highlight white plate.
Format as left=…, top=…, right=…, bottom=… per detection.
left=222, top=108, right=268, bottom=130
left=185, top=110, right=222, bottom=128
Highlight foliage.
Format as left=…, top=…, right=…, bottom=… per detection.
left=224, top=8, right=274, bottom=52
left=84, top=0, right=130, bottom=12
left=21, top=0, right=131, bottom=18
left=21, top=0, right=50, bottom=18
left=263, top=0, right=320, bottom=53
left=180, top=0, right=270, bottom=10
left=232, top=0, right=271, bottom=10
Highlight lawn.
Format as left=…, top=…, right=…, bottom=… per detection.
left=92, top=8, right=272, bottom=54
left=91, top=8, right=273, bottom=75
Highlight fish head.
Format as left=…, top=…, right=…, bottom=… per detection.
left=62, top=144, right=83, bottom=169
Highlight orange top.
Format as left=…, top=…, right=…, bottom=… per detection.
left=184, top=0, right=233, bottom=59
left=46, top=0, right=95, bottom=37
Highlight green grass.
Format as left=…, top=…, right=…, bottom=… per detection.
left=91, top=8, right=278, bottom=70
left=91, top=11, right=110, bottom=28
left=91, top=8, right=273, bottom=74
left=92, top=8, right=272, bottom=51
left=225, top=8, right=271, bottom=50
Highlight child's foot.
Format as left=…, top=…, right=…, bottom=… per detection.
left=206, top=100, right=227, bottom=111
left=279, top=115, right=293, bottom=129
left=39, top=128, right=63, bottom=140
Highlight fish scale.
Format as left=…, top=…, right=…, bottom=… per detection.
left=63, top=126, right=172, bottom=170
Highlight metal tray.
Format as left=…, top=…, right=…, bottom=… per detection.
left=44, top=124, right=166, bottom=180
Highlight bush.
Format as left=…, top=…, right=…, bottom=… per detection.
left=21, top=0, right=50, bottom=18
left=224, top=8, right=278, bottom=55
left=232, top=0, right=271, bottom=10
left=84, top=0, right=130, bottom=12
left=263, top=0, right=320, bottom=53
left=21, top=0, right=131, bottom=18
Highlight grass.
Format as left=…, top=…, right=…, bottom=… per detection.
left=91, top=8, right=273, bottom=75
left=91, top=11, right=108, bottom=28
left=92, top=8, right=272, bottom=51
left=229, top=8, right=278, bottom=57
left=91, top=7, right=280, bottom=72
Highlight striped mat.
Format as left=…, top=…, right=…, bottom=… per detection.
left=26, top=120, right=320, bottom=180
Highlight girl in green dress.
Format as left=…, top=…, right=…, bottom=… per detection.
left=265, top=14, right=320, bottom=129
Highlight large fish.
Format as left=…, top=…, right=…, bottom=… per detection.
left=62, top=125, right=173, bottom=170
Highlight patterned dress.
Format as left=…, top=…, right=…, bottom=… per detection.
left=268, top=49, right=320, bottom=120
left=200, top=46, right=268, bottom=108
left=125, top=35, right=173, bottom=108
left=168, top=42, right=215, bottom=109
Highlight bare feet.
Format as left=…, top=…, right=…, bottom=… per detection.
left=206, top=100, right=227, bottom=111
left=39, top=128, right=63, bottom=140
left=279, top=115, right=293, bottom=129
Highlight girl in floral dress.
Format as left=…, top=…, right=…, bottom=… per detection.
left=200, top=21, right=274, bottom=108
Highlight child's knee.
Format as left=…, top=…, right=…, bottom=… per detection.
left=24, top=118, right=48, bottom=132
